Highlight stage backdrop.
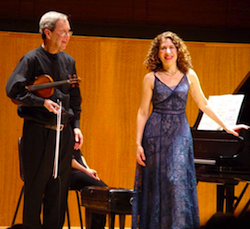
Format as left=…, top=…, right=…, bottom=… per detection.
left=1, top=31, right=250, bottom=227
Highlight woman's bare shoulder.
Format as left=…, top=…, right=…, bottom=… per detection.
left=143, top=72, right=155, bottom=87
left=186, top=68, right=199, bottom=82
left=144, top=71, right=155, bottom=81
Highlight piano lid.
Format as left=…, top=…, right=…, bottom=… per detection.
left=192, top=71, right=250, bottom=130
left=234, top=71, right=250, bottom=126
left=192, top=71, right=250, bottom=168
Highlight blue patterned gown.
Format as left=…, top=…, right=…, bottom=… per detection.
left=132, top=73, right=200, bottom=229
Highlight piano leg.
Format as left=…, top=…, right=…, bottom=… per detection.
left=225, top=185, right=235, bottom=213
left=217, top=185, right=224, bottom=212
left=216, top=184, right=235, bottom=213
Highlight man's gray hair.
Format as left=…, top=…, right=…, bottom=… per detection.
left=39, top=11, right=68, bottom=39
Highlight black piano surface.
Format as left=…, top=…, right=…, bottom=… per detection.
left=191, top=71, right=250, bottom=214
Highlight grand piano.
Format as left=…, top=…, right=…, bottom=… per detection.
left=191, top=71, right=250, bottom=216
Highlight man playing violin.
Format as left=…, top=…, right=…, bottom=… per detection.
left=6, top=11, right=83, bottom=229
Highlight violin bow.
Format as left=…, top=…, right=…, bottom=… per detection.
left=53, top=100, right=62, bottom=179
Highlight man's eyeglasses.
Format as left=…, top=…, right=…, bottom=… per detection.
left=56, top=30, right=73, bottom=37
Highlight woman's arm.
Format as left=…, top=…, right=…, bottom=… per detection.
left=188, top=69, right=249, bottom=135
left=80, top=155, right=89, bottom=169
left=136, top=72, right=154, bottom=166
left=72, top=158, right=100, bottom=181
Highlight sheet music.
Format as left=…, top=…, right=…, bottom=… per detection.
left=53, top=101, right=62, bottom=179
left=197, top=94, right=244, bottom=130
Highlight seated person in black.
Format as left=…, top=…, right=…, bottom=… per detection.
left=71, top=149, right=107, bottom=229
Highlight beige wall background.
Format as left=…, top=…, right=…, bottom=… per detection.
left=1, top=31, right=250, bottom=227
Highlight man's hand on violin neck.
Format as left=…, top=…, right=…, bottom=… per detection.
left=44, top=99, right=60, bottom=114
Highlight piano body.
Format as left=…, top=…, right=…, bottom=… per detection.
left=191, top=71, right=250, bottom=215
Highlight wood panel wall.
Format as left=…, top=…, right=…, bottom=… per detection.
left=1, top=31, right=250, bottom=227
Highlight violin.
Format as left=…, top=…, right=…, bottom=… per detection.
left=12, top=74, right=81, bottom=105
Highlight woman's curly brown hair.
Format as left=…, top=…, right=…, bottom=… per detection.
left=144, top=31, right=193, bottom=74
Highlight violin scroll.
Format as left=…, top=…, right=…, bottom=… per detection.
left=68, top=74, right=81, bottom=87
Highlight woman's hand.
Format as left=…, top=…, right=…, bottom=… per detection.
left=136, top=145, right=146, bottom=167
left=86, top=168, right=100, bottom=181
left=224, top=124, right=249, bottom=137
